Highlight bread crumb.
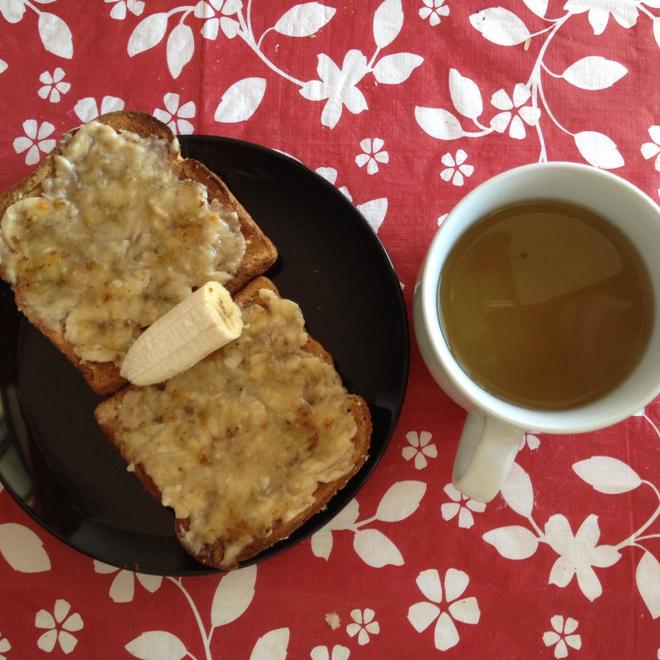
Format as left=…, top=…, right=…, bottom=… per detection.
left=325, top=612, right=340, bottom=630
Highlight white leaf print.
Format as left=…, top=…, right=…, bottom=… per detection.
left=125, top=631, right=187, bottom=660
left=653, top=18, right=660, bottom=48
left=273, top=2, right=336, bottom=37
left=521, top=0, right=548, bottom=17
left=215, top=77, right=267, bottom=123
left=0, top=59, right=7, bottom=74
left=372, top=53, right=423, bottom=84
left=0, top=0, right=25, bottom=23
left=572, top=456, right=641, bottom=494
left=38, top=13, right=73, bottom=59
left=167, top=23, right=194, bottom=79
left=311, top=528, right=333, bottom=559
left=373, top=0, right=403, bottom=49
left=211, top=564, right=257, bottom=627
left=469, top=7, right=531, bottom=46
left=562, top=56, right=627, bottom=90
left=636, top=552, right=660, bottom=619
left=375, top=481, right=427, bottom=522
left=0, top=523, right=51, bottom=572
left=128, top=13, right=168, bottom=57
left=329, top=498, right=360, bottom=530
left=574, top=131, right=624, bottom=169
left=448, top=68, right=483, bottom=119
left=482, top=526, right=539, bottom=559
left=415, top=107, right=463, bottom=139
left=249, top=627, right=290, bottom=660
left=357, top=198, right=388, bottom=233
left=501, top=462, right=534, bottom=517
left=353, top=529, right=404, bottom=567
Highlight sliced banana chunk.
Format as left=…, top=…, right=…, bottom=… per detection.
left=121, top=281, right=243, bottom=386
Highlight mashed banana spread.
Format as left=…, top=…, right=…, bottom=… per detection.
left=0, top=121, right=245, bottom=364
left=117, top=289, right=358, bottom=568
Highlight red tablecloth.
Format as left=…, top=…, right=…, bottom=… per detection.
left=1, top=1, right=659, bottom=658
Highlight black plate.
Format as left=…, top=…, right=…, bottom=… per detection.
left=0, top=136, right=409, bottom=575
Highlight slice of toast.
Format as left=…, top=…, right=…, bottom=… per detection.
left=0, top=111, right=277, bottom=395
left=95, top=277, right=372, bottom=570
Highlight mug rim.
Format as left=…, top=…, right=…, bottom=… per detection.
left=418, top=161, right=660, bottom=433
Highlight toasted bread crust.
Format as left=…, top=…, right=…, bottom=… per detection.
left=0, top=111, right=277, bottom=395
left=95, top=276, right=372, bottom=569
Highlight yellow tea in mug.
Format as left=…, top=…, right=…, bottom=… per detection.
left=439, top=200, right=654, bottom=410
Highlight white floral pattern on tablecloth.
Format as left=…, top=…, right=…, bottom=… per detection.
left=0, top=0, right=658, bottom=657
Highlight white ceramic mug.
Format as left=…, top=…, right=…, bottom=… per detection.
left=413, top=163, right=660, bottom=502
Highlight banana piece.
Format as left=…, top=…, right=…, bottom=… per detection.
left=121, top=281, right=243, bottom=386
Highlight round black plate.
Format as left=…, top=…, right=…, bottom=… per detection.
left=0, top=136, right=409, bottom=575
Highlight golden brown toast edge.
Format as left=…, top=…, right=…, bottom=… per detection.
left=95, top=276, right=372, bottom=569
left=0, top=111, right=278, bottom=395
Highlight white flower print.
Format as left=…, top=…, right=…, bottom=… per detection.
left=419, top=0, right=450, bottom=26
left=346, top=608, right=380, bottom=645
left=300, top=50, right=369, bottom=129
left=641, top=125, right=660, bottom=172
left=563, top=0, right=638, bottom=36
left=13, top=120, right=56, bottom=166
left=35, top=599, right=83, bottom=654
left=74, top=95, right=125, bottom=123
left=94, top=560, right=162, bottom=603
left=490, top=84, right=540, bottom=140
left=0, top=633, right=11, bottom=660
left=310, top=644, right=350, bottom=660
left=542, top=615, right=582, bottom=659
left=441, top=483, right=486, bottom=528
left=402, top=431, right=438, bottom=470
left=544, top=514, right=620, bottom=601
left=315, top=166, right=351, bottom=199
left=521, top=432, right=541, bottom=451
left=198, top=0, right=242, bottom=41
left=105, top=0, right=144, bottom=21
left=440, top=149, right=474, bottom=186
left=153, top=93, right=196, bottom=135
left=408, top=568, right=480, bottom=651
left=37, top=68, right=70, bottom=103
left=355, top=138, right=389, bottom=175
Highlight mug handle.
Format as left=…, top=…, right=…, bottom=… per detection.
left=452, top=412, right=524, bottom=502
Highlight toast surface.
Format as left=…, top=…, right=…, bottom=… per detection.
left=0, top=111, right=277, bottom=395
left=95, top=277, right=372, bottom=570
